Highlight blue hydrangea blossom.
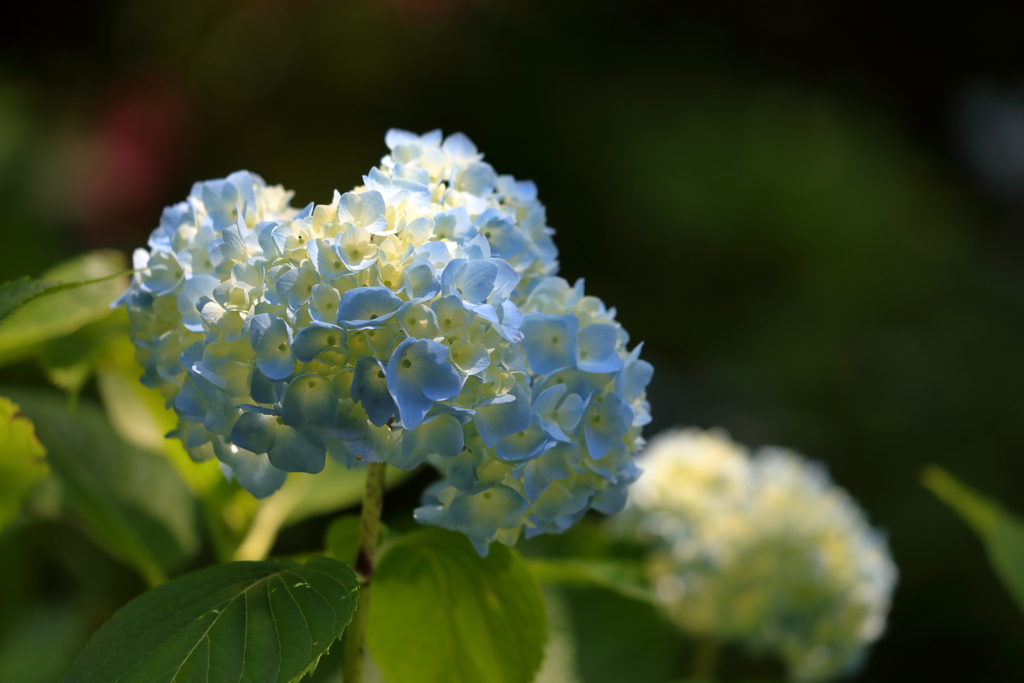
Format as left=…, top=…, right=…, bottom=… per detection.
left=118, top=132, right=653, bottom=554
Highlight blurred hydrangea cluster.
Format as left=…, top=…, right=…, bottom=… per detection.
left=621, top=429, right=896, bottom=682
left=117, top=129, right=653, bottom=555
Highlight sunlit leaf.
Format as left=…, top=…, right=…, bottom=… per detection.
left=0, top=250, right=129, bottom=364
left=367, top=527, right=548, bottom=683
left=0, top=396, right=48, bottom=533
left=40, top=310, right=129, bottom=400
left=5, top=388, right=199, bottom=586
left=526, top=557, right=656, bottom=604
left=233, top=461, right=414, bottom=561
left=923, top=465, right=1024, bottom=614
left=63, top=556, right=358, bottom=683
left=95, top=334, right=223, bottom=495
left=0, top=277, right=56, bottom=320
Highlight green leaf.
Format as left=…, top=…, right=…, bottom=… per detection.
left=0, top=396, right=49, bottom=532
left=0, top=276, right=57, bottom=320
left=526, top=557, right=656, bottom=604
left=323, top=514, right=389, bottom=567
left=95, top=334, right=224, bottom=495
left=63, top=556, right=359, bottom=683
left=562, top=587, right=676, bottom=683
left=923, top=465, right=1024, bottom=613
left=234, top=460, right=414, bottom=561
left=0, top=250, right=130, bottom=364
left=4, top=388, right=199, bottom=586
left=0, top=602, right=89, bottom=683
left=0, top=603, right=90, bottom=683
left=40, top=310, right=130, bottom=399
left=367, top=527, right=548, bottom=683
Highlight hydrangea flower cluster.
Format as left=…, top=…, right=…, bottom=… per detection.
left=621, top=429, right=897, bottom=682
left=117, top=129, right=653, bottom=555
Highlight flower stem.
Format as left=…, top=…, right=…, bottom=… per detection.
left=343, top=461, right=387, bottom=683
left=692, top=635, right=719, bottom=681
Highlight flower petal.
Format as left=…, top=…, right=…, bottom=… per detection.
left=337, top=286, right=403, bottom=327
left=386, top=337, right=462, bottom=430
left=473, top=384, right=532, bottom=447
left=249, top=313, right=294, bottom=380
left=577, top=323, right=623, bottom=373
left=520, top=313, right=578, bottom=375
left=394, top=413, right=464, bottom=470
left=351, top=357, right=398, bottom=427
left=282, top=373, right=339, bottom=429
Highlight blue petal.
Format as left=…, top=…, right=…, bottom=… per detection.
left=386, top=337, right=462, bottom=430
left=432, top=295, right=473, bottom=335
left=449, top=340, right=490, bottom=375
left=177, top=275, right=219, bottom=332
left=351, top=357, right=398, bottom=427
left=139, top=250, right=183, bottom=296
left=212, top=439, right=287, bottom=498
left=473, top=384, right=532, bottom=447
left=591, top=481, right=631, bottom=515
left=531, top=480, right=591, bottom=523
left=583, top=393, right=634, bottom=459
left=282, top=374, right=338, bottom=429
left=434, top=206, right=477, bottom=241
left=441, top=258, right=497, bottom=304
left=532, top=384, right=566, bottom=414
left=309, top=283, right=342, bottom=323
left=520, top=314, right=579, bottom=375
left=230, top=410, right=279, bottom=454
left=398, top=300, right=439, bottom=339
left=311, top=239, right=349, bottom=279
left=492, top=299, right=524, bottom=344
left=475, top=209, right=524, bottom=260
left=522, top=445, right=574, bottom=500
left=456, top=161, right=497, bottom=196
left=461, top=234, right=490, bottom=261
left=250, top=313, right=294, bottom=380
left=405, top=259, right=440, bottom=299
left=173, top=376, right=208, bottom=422
left=447, top=485, right=528, bottom=537
left=496, top=414, right=554, bottom=462
left=325, top=410, right=393, bottom=467
left=276, top=263, right=321, bottom=310
left=268, top=425, right=326, bottom=473
left=415, top=241, right=454, bottom=271
left=468, top=536, right=493, bottom=557
left=577, top=324, right=623, bottom=373
left=249, top=368, right=283, bottom=405
left=533, top=385, right=569, bottom=441
left=616, top=343, right=654, bottom=401
left=490, top=259, right=521, bottom=302
left=394, top=413, right=464, bottom=471
left=532, top=368, right=603, bottom=403
left=338, top=190, right=387, bottom=233
left=291, top=323, right=347, bottom=363
left=337, top=286, right=403, bottom=327
left=445, top=450, right=484, bottom=491
left=426, top=402, right=476, bottom=424
left=557, top=393, right=586, bottom=434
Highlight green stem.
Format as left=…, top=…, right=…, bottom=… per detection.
left=692, top=635, right=719, bottom=682
left=343, top=461, right=387, bottom=683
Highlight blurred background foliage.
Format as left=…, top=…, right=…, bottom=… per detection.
left=2, top=0, right=1024, bottom=680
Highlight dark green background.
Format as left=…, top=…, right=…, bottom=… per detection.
left=2, top=1, right=1024, bottom=680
